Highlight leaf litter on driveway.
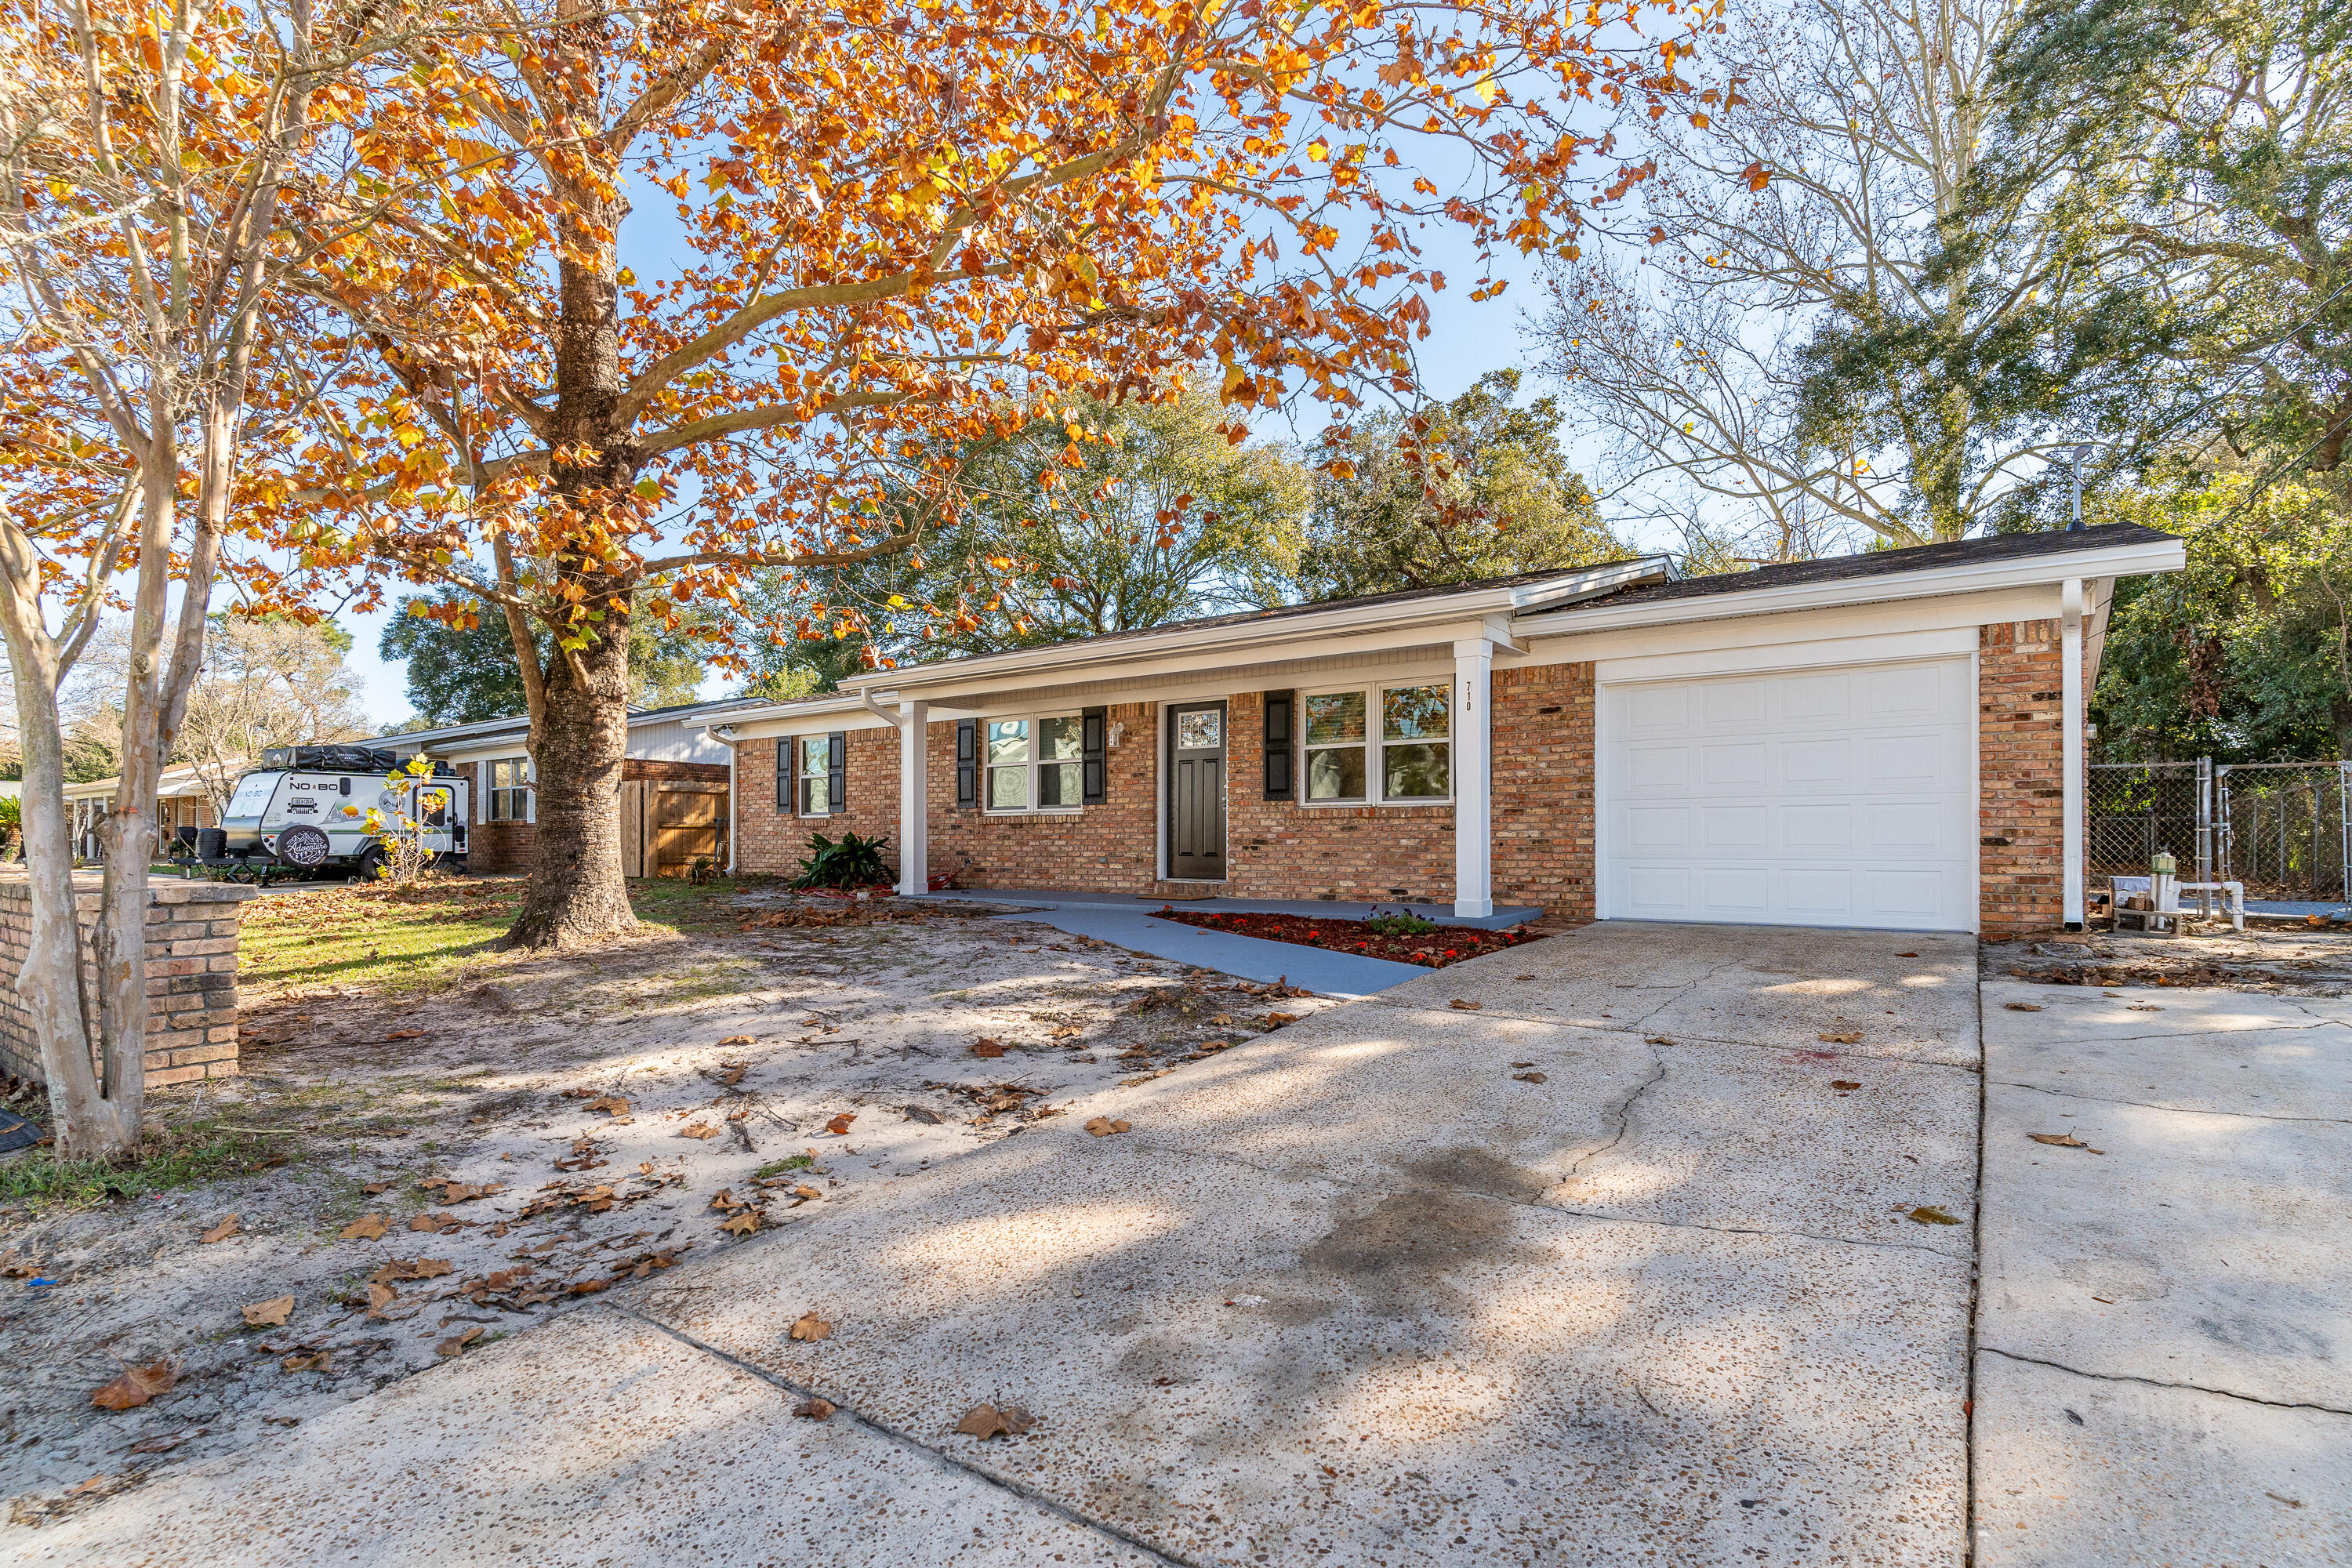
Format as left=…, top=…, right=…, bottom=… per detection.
left=0, top=886, right=1342, bottom=1518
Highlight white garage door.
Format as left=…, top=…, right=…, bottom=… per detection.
left=1598, top=657, right=1976, bottom=931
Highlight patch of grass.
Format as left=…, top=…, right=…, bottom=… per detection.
left=754, top=1155, right=813, bottom=1178
left=0, top=1115, right=303, bottom=1210
left=239, top=877, right=760, bottom=996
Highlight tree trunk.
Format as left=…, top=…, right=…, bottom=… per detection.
left=506, top=596, right=636, bottom=948
left=0, top=621, right=137, bottom=1160
left=503, top=74, right=643, bottom=950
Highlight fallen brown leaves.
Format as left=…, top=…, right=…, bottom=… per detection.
left=2028, top=1132, right=2106, bottom=1153
left=339, top=1214, right=388, bottom=1241
left=198, top=1215, right=241, bottom=1244
left=790, top=1312, right=832, bottom=1342
left=1512, top=1071, right=1548, bottom=1084
left=719, top=1034, right=756, bottom=1045
left=1265, top=1012, right=1300, bottom=1026
left=586, top=1096, right=631, bottom=1118
left=1449, top=999, right=1483, bottom=1011
left=241, top=1296, right=295, bottom=1327
left=1830, top=1079, right=1863, bottom=1091
left=2004, top=1002, right=2044, bottom=1013
left=91, top=1360, right=176, bottom=1411
left=793, top=1396, right=837, bottom=1420
left=437, top=1327, right=485, bottom=1358
left=824, top=1112, right=856, bottom=1136
left=720, top=1210, right=760, bottom=1236
left=1819, top=1031, right=1864, bottom=1044
left=1907, top=1205, right=1962, bottom=1225
left=677, top=1123, right=720, bottom=1140
left=969, top=1040, right=1006, bottom=1058
left=954, top=1403, right=1036, bottom=1439
left=280, top=1350, right=332, bottom=1374
left=1084, top=1116, right=1131, bottom=1137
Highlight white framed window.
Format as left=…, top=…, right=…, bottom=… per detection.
left=984, top=713, right=1083, bottom=813
left=797, top=735, right=833, bottom=816
left=1300, top=683, right=1450, bottom=804
left=487, top=757, right=532, bottom=822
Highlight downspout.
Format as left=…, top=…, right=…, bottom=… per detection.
left=2062, top=579, right=2085, bottom=932
left=716, top=727, right=739, bottom=875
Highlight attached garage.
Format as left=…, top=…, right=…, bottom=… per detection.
left=1597, top=657, right=1977, bottom=931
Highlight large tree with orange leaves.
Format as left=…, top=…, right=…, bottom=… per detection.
left=278, top=0, right=1719, bottom=947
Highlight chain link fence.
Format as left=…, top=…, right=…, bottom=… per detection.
left=2089, top=758, right=2351, bottom=904
left=2219, top=763, right=2351, bottom=901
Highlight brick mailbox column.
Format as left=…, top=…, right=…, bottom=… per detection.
left=0, top=876, right=259, bottom=1091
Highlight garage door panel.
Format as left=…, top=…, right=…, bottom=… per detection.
left=1599, top=657, right=1974, bottom=933
left=1626, top=744, right=1690, bottom=791
left=1626, top=805, right=1693, bottom=853
left=1700, top=804, right=1769, bottom=854
left=1865, top=801, right=1951, bottom=855
left=1780, top=672, right=1853, bottom=723
left=1700, top=867, right=1769, bottom=915
left=1783, top=804, right=1857, bottom=854
left=1781, top=738, right=1852, bottom=787
left=1867, top=663, right=1948, bottom=719
left=1626, top=685, right=1693, bottom=735
left=1782, top=869, right=1855, bottom=918
left=1863, top=732, right=1951, bottom=789
left=1701, top=742, right=1768, bottom=789
left=1700, top=681, right=1768, bottom=730
left=1626, top=866, right=1693, bottom=913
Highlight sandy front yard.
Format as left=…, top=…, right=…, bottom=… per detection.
left=0, top=878, right=1339, bottom=1523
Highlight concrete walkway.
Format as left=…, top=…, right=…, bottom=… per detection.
left=1974, top=980, right=2352, bottom=1563
left=921, top=889, right=1548, bottom=998
left=27, top=923, right=1981, bottom=1565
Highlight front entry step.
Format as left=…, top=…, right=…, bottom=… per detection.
left=1148, top=881, right=1221, bottom=901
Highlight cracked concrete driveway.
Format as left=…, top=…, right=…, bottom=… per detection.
left=22, top=924, right=1991, bottom=1565
left=1974, top=980, right=2352, bottom=1565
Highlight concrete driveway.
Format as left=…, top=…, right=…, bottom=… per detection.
left=29, top=924, right=1989, bottom=1566
left=1975, top=978, right=2352, bottom=1563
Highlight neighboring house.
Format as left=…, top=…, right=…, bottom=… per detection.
left=362, top=699, right=764, bottom=876
left=706, top=526, right=2184, bottom=936
left=64, top=760, right=232, bottom=859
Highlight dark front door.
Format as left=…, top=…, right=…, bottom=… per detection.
left=1167, top=702, right=1227, bottom=881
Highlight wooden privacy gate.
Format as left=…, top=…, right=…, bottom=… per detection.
left=619, top=779, right=728, bottom=878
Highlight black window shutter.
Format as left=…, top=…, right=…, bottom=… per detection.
left=955, top=719, right=977, bottom=808
left=1263, top=690, right=1295, bottom=800
left=775, top=738, right=790, bottom=810
left=1081, top=706, right=1107, bottom=804
left=827, top=731, right=847, bottom=815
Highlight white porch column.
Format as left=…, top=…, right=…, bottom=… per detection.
left=898, top=699, right=929, bottom=897
left=1453, top=637, right=1494, bottom=919
left=2061, top=579, right=2085, bottom=931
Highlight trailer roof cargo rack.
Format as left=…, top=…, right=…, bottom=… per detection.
left=259, top=745, right=459, bottom=777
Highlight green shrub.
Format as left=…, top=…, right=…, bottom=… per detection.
left=1364, top=908, right=1439, bottom=936
left=793, top=830, right=893, bottom=890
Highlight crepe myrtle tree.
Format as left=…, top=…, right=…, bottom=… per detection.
left=263, top=0, right=1726, bottom=949
left=0, top=0, right=410, bottom=1157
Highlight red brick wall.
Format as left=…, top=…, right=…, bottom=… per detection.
left=0, top=879, right=251, bottom=1090
left=1493, top=662, right=1596, bottom=921
left=734, top=728, right=902, bottom=878
left=931, top=706, right=1160, bottom=891
left=1224, top=690, right=1454, bottom=903
left=1979, top=619, right=2067, bottom=935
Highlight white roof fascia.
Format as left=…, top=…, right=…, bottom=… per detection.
left=840, top=555, right=1673, bottom=698
left=695, top=693, right=877, bottom=737
left=1510, top=536, right=2184, bottom=641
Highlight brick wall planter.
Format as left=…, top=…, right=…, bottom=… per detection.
left=0, top=875, right=257, bottom=1091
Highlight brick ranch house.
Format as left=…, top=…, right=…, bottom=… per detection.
left=709, top=525, right=2183, bottom=936
left=368, top=699, right=765, bottom=876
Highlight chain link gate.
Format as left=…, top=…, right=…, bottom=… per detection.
left=2089, top=758, right=2352, bottom=910
left=2216, top=762, right=2352, bottom=902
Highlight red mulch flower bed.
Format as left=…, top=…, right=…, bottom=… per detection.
left=1153, top=907, right=1540, bottom=968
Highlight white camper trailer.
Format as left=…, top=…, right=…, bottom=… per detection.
left=199, top=746, right=467, bottom=881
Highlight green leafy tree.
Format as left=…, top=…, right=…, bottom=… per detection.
left=711, top=389, right=1309, bottom=672
left=1294, top=371, right=1624, bottom=600
left=383, top=590, right=710, bottom=726
left=2091, top=463, right=2352, bottom=760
